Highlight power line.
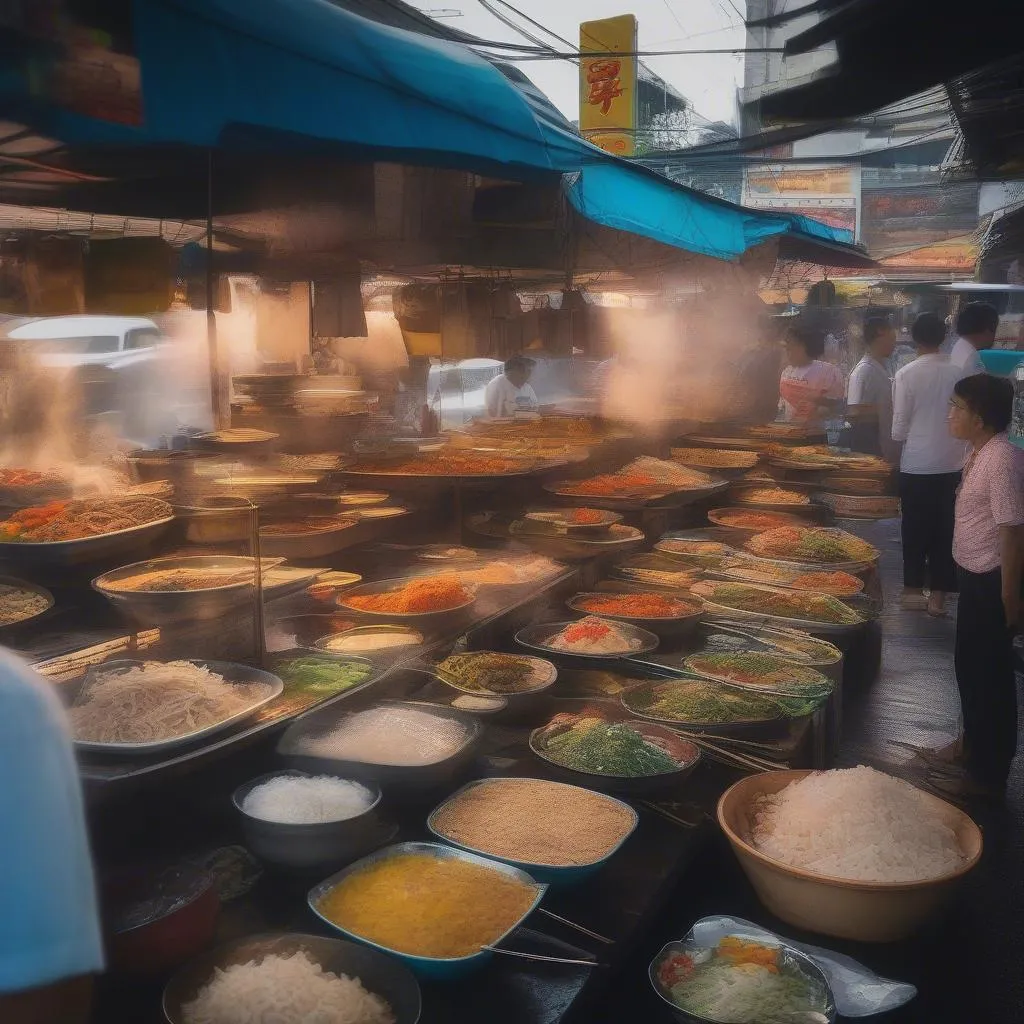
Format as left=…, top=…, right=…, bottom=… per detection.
left=503, top=47, right=784, bottom=59
left=661, top=0, right=686, bottom=35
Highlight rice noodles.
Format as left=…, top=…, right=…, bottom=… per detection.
left=70, top=660, right=273, bottom=745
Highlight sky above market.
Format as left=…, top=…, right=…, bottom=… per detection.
left=413, top=0, right=746, bottom=126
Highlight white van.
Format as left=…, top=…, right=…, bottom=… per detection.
left=4, top=315, right=165, bottom=368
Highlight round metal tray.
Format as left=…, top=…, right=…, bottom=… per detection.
left=336, top=577, right=476, bottom=623
left=515, top=619, right=659, bottom=662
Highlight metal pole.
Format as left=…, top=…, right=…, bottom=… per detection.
left=206, top=149, right=221, bottom=428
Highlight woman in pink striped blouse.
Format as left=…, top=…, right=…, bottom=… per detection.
left=937, top=374, right=1024, bottom=799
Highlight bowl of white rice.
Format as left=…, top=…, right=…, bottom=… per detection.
left=163, top=931, right=420, bottom=1024
left=717, top=767, right=982, bottom=942
left=232, top=771, right=386, bottom=871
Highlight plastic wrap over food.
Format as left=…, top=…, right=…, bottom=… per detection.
left=688, top=916, right=916, bottom=1017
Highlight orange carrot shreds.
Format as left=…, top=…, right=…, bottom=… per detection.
left=345, top=576, right=472, bottom=614
left=0, top=498, right=169, bottom=542
left=317, top=852, right=539, bottom=959
left=562, top=618, right=614, bottom=644
left=356, top=452, right=532, bottom=476
left=739, top=487, right=809, bottom=505
left=790, top=570, right=862, bottom=595
left=570, top=507, right=606, bottom=524
left=575, top=593, right=694, bottom=618
left=564, top=472, right=661, bottom=496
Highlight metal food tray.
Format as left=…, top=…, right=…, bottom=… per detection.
left=259, top=518, right=360, bottom=559
left=307, top=841, right=548, bottom=980
left=619, top=679, right=787, bottom=734
left=515, top=619, right=659, bottom=662
left=727, top=494, right=829, bottom=516
left=565, top=593, right=704, bottom=638
left=0, top=515, right=175, bottom=567
left=278, top=699, right=484, bottom=792
left=543, top=479, right=728, bottom=512
left=0, top=575, right=55, bottom=632
left=426, top=777, right=639, bottom=883
left=93, top=555, right=322, bottom=627
left=336, top=577, right=477, bottom=623
left=71, top=659, right=284, bottom=756
left=528, top=714, right=702, bottom=795
left=698, top=597, right=865, bottom=635
left=738, top=548, right=875, bottom=573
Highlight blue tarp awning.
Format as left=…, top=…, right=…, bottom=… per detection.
left=0, top=0, right=866, bottom=265
left=564, top=162, right=856, bottom=263
left=7, top=0, right=593, bottom=176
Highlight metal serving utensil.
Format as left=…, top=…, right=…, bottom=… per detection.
left=482, top=946, right=602, bottom=967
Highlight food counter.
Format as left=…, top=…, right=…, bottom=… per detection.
left=0, top=417, right=974, bottom=1024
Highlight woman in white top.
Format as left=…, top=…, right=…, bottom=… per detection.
left=778, top=324, right=845, bottom=422
left=891, top=312, right=968, bottom=615
left=483, top=356, right=539, bottom=419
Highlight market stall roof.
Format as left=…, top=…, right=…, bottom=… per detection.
left=564, top=162, right=869, bottom=266
left=0, top=0, right=868, bottom=269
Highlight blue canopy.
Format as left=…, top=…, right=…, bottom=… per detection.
left=6, top=0, right=592, bottom=176
left=0, top=0, right=863, bottom=264
left=565, top=162, right=854, bottom=263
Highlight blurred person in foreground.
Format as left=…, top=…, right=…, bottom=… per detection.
left=0, top=648, right=103, bottom=1023
left=846, top=315, right=899, bottom=461
left=777, top=323, right=845, bottom=422
left=949, top=301, right=998, bottom=376
left=483, top=355, right=538, bottom=419
left=930, top=374, right=1024, bottom=799
left=891, top=312, right=967, bottom=615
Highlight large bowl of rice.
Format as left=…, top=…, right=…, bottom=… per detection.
left=717, top=767, right=982, bottom=942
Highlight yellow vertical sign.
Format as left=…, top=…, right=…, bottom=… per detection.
left=579, top=14, right=637, bottom=157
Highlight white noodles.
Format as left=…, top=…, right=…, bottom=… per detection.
left=295, top=706, right=469, bottom=766
left=182, top=950, right=394, bottom=1024
left=751, top=766, right=967, bottom=883
left=70, top=660, right=271, bottom=744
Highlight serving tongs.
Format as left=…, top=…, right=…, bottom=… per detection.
left=483, top=922, right=606, bottom=968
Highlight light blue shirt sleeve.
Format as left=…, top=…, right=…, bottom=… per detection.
left=0, top=649, right=104, bottom=993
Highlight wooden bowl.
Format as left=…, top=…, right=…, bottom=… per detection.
left=717, top=769, right=982, bottom=942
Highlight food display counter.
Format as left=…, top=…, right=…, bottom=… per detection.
left=0, top=416, right=976, bottom=1024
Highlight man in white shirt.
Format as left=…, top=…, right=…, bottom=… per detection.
left=0, top=648, right=104, bottom=1023
left=483, top=355, right=538, bottom=419
left=949, top=301, right=997, bottom=376
left=847, top=315, right=898, bottom=462
left=892, top=312, right=969, bottom=615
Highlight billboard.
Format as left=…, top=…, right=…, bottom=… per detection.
left=861, top=183, right=980, bottom=256
left=743, top=162, right=860, bottom=240
left=580, top=15, right=637, bottom=158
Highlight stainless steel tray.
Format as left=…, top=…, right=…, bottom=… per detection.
left=71, top=658, right=283, bottom=756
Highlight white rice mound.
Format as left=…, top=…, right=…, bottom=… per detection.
left=182, top=950, right=395, bottom=1024
left=751, top=766, right=967, bottom=883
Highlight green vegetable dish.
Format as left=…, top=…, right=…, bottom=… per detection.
left=624, top=679, right=799, bottom=724
left=534, top=714, right=696, bottom=777
left=683, top=653, right=833, bottom=699
left=274, top=655, right=372, bottom=694
left=655, top=937, right=832, bottom=1024
left=698, top=581, right=862, bottom=626
left=435, top=652, right=544, bottom=694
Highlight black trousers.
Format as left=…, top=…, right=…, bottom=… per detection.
left=955, top=565, right=1019, bottom=789
left=846, top=420, right=882, bottom=456
left=898, top=471, right=960, bottom=591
